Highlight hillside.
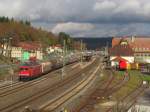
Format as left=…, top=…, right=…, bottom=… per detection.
left=74, top=37, right=112, bottom=50
left=0, top=17, right=58, bottom=47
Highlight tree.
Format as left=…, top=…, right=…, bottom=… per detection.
left=19, top=20, right=24, bottom=25
left=11, top=18, right=14, bottom=22
left=58, top=32, right=73, bottom=50
left=0, top=16, right=10, bottom=23
left=25, top=20, right=31, bottom=26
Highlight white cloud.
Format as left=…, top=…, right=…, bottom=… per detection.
left=52, top=22, right=95, bottom=34
left=92, top=0, right=150, bottom=23
left=94, top=0, right=116, bottom=11
left=113, top=0, right=141, bottom=15
left=0, top=0, right=23, bottom=17
left=1, top=0, right=150, bottom=36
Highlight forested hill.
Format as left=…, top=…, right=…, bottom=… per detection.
left=74, top=37, right=112, bottom=50
left=0, top=17, right=58, bottom=47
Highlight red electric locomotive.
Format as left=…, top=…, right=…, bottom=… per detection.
left=19, top=59, right=42, bottom=80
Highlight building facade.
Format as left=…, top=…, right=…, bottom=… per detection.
left=112, top=36, right=150, bottom=63
left=109, top=38, right=134, bottom=66
left=46, top=45, right=63, bottom=54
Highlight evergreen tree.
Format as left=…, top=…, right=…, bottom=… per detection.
left=25, top=20, right=31, bottom=26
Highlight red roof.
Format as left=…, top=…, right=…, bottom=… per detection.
left=112, top=36, right=150, bottom=49
left=50, top=44, right=62, bottom=49
left=109, top=44, right=134, bottom=56
left=55, top=44, right=62, bottom=48
left=111, top=56, right=128, bottom=62
left=17, top=42, right=41, bottom=51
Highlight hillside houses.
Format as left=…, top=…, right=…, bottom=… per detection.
left=46, top=44, right=63, bottom=54
left=0, top=42, right=43, bottom=61
left=0, top=41, right=64, bottom=62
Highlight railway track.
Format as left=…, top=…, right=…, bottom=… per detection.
left=0, top=62, right=78, bottom=89
left=0, top=61, right=81, bottom=88
left=106, top=72, right=145, bottom=112
left=106, top=86, right=145, bottom=112
left=102, top=71, right=130, bottom=99
left=40, top=63, right=100, bottom=112
left=121, top=85, right=145, bottom=112
left=76, top=70, right=115, bottom=112
left=0, top=81, right=22, bottom=89
left=0, top=58, right=99, bottom=112
left=113, top=82, right=145, bottom=112
left=0, top=62, right=80, bottom=97
left=77, top=70, right=130, bottom=112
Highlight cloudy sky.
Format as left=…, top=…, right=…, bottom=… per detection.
left=1, top=0, right=150, bottom=37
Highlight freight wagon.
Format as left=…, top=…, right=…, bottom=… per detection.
left=119, top=61, right=139, bottom=70
left=140, top=63, right=150, bottom=74
left=18, top=55, right=79, bottom=81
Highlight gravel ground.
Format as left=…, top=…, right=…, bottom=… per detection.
left=0, top=59, right=97, bottom=112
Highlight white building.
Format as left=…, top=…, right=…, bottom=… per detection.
left=11, top=47, right=22, bottom=59
left=46, top=45, right=63, bottom=54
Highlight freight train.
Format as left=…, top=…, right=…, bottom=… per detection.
left=140, top=63, right=150, bottom=74
left=18, top=55, right=79, bottom=81
left=118, top=60, right=139, bottom=70
left=82, top=52, right=92, bottom=62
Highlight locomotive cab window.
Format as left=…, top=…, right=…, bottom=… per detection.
left=20, top=68, right=28, bottom=71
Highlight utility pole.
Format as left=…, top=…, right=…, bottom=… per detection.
left=8, top=37, right=12, bottom=59
left=0, top=37, right=3, bottom=55
left=2, top=38, right=7, bottom=56
left=62, top=40, right=66, bottom=79
left=80, top=40, right=83, bottom=67
left=105, top=42, right=109, bottom=56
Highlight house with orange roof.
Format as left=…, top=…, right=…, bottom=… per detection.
left=109, top=39, right=134, bottom=66
left=112, top=36, right=150, bottom=63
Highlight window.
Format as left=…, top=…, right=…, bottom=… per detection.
left=20, top=68, right=28, bottom=71
left=135, top=47, right=138, bottom=51
left=139, top=53, right=142, bottom=57
left=143, top=48, right=145, bottom=51
left=146, top=53, right=148, bottom=57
